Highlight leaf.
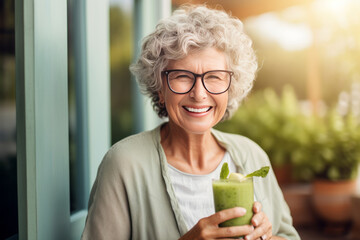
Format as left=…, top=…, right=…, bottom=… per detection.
left=246, top=166, right=270, bottom=178
left=220, top=162, right=229, bottom=179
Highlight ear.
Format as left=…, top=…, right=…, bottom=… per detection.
left=158, top=90, right=164, bottom=104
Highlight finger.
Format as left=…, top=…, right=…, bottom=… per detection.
left=264, top=227, right=273, bottom=240
left=212, top=224, right=254, bottom=239
left=251, top=211, right=265, bottom=228
left=244, top=225, right=264, bottom=240
left=246, top=224, right=266, bottom=240
left=256, top=232, right=271, bottom=240
left=246, top=218, right=272, bottom=240
left=209, top=207, right=247, bottom=225
left=252, top=201, right=262, bottom=213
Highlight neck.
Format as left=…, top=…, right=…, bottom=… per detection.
left=161, top=121, right=225, bottom=174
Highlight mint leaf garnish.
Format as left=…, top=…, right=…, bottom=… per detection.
left=246, top=166, right=270, bottom=178
left=220, top=162, right=229, bottom=179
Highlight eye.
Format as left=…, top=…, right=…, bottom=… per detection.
left=205, top=73, right=225, bottom=81
left=206, top=74, right=221, bottom=79
left=175, top=74, right=192, bottom=79
left=168, top=71, right=193, bottom=81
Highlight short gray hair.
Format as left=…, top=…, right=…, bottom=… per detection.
left=130, top=5, right=258, bottom=120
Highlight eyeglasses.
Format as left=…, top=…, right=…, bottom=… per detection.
left=162, top=69, right=233, bottom=94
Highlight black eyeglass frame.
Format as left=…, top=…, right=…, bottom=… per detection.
left=162, top=69, right=234, bottom=94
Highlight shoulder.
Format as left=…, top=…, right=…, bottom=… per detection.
left=212, top=128, right=267, bottom=155
left=111, top=130, right=156, bottom=154
left=100, top=129, right=159, bottom=173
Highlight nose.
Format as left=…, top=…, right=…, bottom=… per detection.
left=189, top=76, right=207, bottom=100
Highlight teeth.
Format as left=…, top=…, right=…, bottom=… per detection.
left=184, top=107, right=211, bottom=113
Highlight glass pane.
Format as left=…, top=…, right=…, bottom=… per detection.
left=0, top=0, right=18, bottom=238
left=110, top=0, right=134, bottom=144
left=68, top=39, right=77, bottom=211
left=67, top=0, right=135, bottom=213
left=67, top=0, right=82, bottom=213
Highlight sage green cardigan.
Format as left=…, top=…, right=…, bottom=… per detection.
left=81, top=125, right=300, bottom=240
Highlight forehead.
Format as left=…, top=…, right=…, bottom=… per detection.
left=166, top=47, right=228, bottom=71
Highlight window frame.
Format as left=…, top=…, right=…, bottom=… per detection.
left=15, top=0, right=110, bottom=239
left=15, top=0, right=169, bottom=238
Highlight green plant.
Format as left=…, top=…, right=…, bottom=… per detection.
left=217, top=86, right=305, bottom=168
left=294, top=110, right=360, bottom=181
left=216, top=86, right=360, bottom=182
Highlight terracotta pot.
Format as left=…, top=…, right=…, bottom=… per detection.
left=349, top=194, right=360, bottom=239
left=311, top=179, right=357, bottom=223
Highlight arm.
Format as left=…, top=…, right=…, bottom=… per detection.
left=81, top=152, right=131, bottom=240
left=250, top=143, right=300, bottom=239
left=239, top=138, right=300, bottom=240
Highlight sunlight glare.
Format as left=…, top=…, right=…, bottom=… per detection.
left=246, top=13, right=313, bottom=51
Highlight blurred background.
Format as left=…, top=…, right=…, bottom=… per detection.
left=1, top=0, right=360, bottom=239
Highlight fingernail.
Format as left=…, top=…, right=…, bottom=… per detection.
left=245, top=236, right=251, bottom=240
left=262, top=235, right=267, bottom=240
left=237, top=207, right=246, bottom=214
left=253, top=219, right=258, bottom=226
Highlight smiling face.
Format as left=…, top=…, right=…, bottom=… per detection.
left=159, top=47, right=229, bottom=134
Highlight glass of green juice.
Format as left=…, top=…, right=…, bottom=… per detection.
left=212, top=177, right=254, bottom=227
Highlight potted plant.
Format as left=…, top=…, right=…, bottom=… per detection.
left=316, top=111, right=359, bottom=224
left=294, top=108, right=360, bottom=230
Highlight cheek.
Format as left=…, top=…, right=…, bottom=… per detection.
left=164, top=92, right=181, bottom=110
left=218, top=95, right=229, bottom=110
left=217, top=97, right=229, bottom=119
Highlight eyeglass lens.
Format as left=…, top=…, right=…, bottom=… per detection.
left=167, top=70, right=231, bottom=94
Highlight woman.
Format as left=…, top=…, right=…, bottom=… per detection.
left=82, top=5, right=300, bottom=240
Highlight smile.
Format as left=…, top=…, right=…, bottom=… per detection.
left=183, top=106, right=212, bottom=113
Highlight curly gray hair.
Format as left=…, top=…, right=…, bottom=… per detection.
left=130, top=5, right=258, bottom=120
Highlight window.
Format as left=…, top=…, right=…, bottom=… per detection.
left=0, top=0, right=17, bottom=238
left=110, top=0, right=134, bottom=143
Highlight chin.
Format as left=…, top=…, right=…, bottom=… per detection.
left=182, top=122, right=214, bottom=134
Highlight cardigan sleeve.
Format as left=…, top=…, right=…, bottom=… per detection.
left=249, top=141, right=301, bottom=240
left=267, top=169, right=300, bottom=240
left=81, top=149, right=131, bottom=240
left=225, top=134, right=300, bottom=240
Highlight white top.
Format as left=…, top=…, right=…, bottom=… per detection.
left=167, top=152, right=237, bottom=229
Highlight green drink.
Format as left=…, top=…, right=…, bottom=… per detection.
left=212, top=177, right=254, bottom=227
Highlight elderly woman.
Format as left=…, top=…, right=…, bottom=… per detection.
left=82, top=5, right=300, bottom=240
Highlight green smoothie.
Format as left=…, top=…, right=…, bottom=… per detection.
left=212, top=177, right=254, bottom=227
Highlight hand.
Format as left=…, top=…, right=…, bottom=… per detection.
left=245, top=202, right=272, bottom=240
left=179, top=207, right=254, bottom=240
